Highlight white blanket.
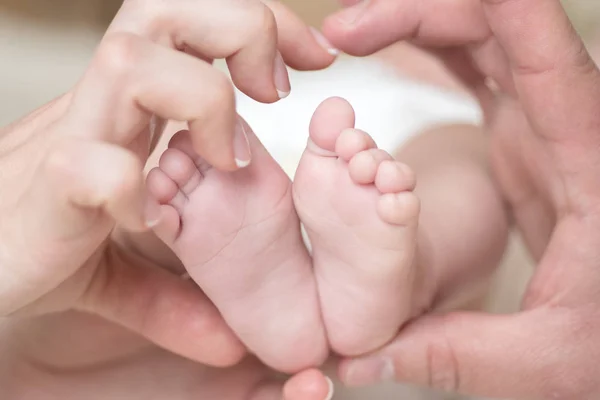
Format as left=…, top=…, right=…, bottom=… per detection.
left=229, top=55, right=482, bottom=178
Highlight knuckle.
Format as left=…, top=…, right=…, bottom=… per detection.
left=111, top=155, right=143, bottom=197
left=178, top=71, right=235, bottom=122
left=258, top=3, right=278, bottom=36
left=246, top=2, right=277, bottom=41
left=95, top=32, right=144, bottom=78
left=44, top=139, right=77, bottom=180
left=206, top=73, right=236, bottom=113
left=424, top=314, right=461, bottom=392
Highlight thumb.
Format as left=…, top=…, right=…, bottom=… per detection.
left=78, top=243, right=247, bottom=367
left=339, top=310, right=573, bottom=399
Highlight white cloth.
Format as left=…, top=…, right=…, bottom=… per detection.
left=228, top=55, right=482, bottom=178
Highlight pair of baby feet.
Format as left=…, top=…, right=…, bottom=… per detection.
left=146, top=97, right=420, bottom=373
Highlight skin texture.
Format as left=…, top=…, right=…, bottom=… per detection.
left=0, top=0, right=335, bottom=374
left=0, top=0, right=511, bottom=397
left=7, top=0, right=598, bottom=399
left=0, top=0, right=338, bottom=396
left=321, top=0, right=600, bottom=399
left=0, top=312, right=332, bottom=400
left=147, top=122, right=329, bottom=373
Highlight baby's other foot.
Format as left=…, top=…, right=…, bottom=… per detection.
left=294, top=97, right=420, bottom=356
left=147, top=121, right=327, bottom=373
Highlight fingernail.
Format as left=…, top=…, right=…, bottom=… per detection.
left=310, top=27, right=339, bottom=56
left=273, top=51, right=291, bottom=99
left=324, top=376, right=335, bottom=400
left=145, top=197, right=162, bottom=228
left=337, top=0, right=370, bottom=25
left=234, top=118, right=252, bottom=168
left=344, top=357, right=395, bottom=387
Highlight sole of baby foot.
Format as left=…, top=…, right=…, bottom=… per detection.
left=294, top=97, right=420, bottom=356
left=147, top=124, right=328, bottom=373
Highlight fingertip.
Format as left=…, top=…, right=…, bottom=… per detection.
left=266, top=1, right=338, bottom=71
left=309, top=27, right=340, bottom=57
left=283, top=369, right=333, bottom=400
left=189, top=116, right=238, bottom=172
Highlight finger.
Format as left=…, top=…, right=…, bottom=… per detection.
left=248, top=382, right=284, bottom=400
left=109, top=0, right=287, bottom=103
left=70, top=33, right=251, bottom=171
left=322, top=0, right=489, bottom=56
left=41, top=137, right=159, bottom=233
left=283, top=370, right=334, bottom=400
left=482, top=0, right=583, bottom=77
left=339, top=310, right=577, bottom=399
left=78, top=244, right=247, bottom=367
left=263, top=0, right=339, bottom=70
left=0, top=136, right=155, bottom=315
left=481, top=0, right=600, bottom=144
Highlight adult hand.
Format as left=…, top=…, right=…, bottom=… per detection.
left=322, top=0, right=600, bottom=398
left=0, top=283, right=331, bottom=400
left=0, top=0, right=335, bottom=368
left=0, top=304, right=328, bottom=400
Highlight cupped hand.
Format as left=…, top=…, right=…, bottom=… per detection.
left=322, top=0, right=600, bottom=398
left=0, top=288, right=332, bottom=400
left=0, top=0, right=335, bottom=368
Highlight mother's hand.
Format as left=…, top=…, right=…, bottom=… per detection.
left=323, top=0, right=600, bottom=398
left=0, top=0, right=335, bottom=368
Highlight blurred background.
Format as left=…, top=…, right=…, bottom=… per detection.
left=0, top=1, right=595, bottom=399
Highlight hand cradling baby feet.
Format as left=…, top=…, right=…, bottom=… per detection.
left=147, top=97, right=420, bottom=373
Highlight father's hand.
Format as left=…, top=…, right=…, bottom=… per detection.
left=323, top=1, right=600, bottom=398
left=0, top=0, right=335, bottom=368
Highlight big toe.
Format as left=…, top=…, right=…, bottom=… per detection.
left=308, top=97, right=356, bottom=153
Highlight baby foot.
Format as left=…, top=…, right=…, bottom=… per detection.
left=147, top=120, right=327, bottom=373
left=294, top=97, right=420, bottom=356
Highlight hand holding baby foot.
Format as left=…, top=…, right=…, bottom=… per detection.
left=0, top=0, right=336, bottom=369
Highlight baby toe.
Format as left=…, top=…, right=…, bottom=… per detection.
left=348, top=149, right=393, bottom=184
left=158, top=148, right=202, bottom=195
left=147, top=167, right=179, bottom=204
left=169, top=130, right=212, bottom=174
left=335, top=129, right=377, bottom=161
left=377, top=192, right=420, bottom=226
left=375, top=161, right=416, bottom=194
left=309, top=97, right=356, bottom=152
